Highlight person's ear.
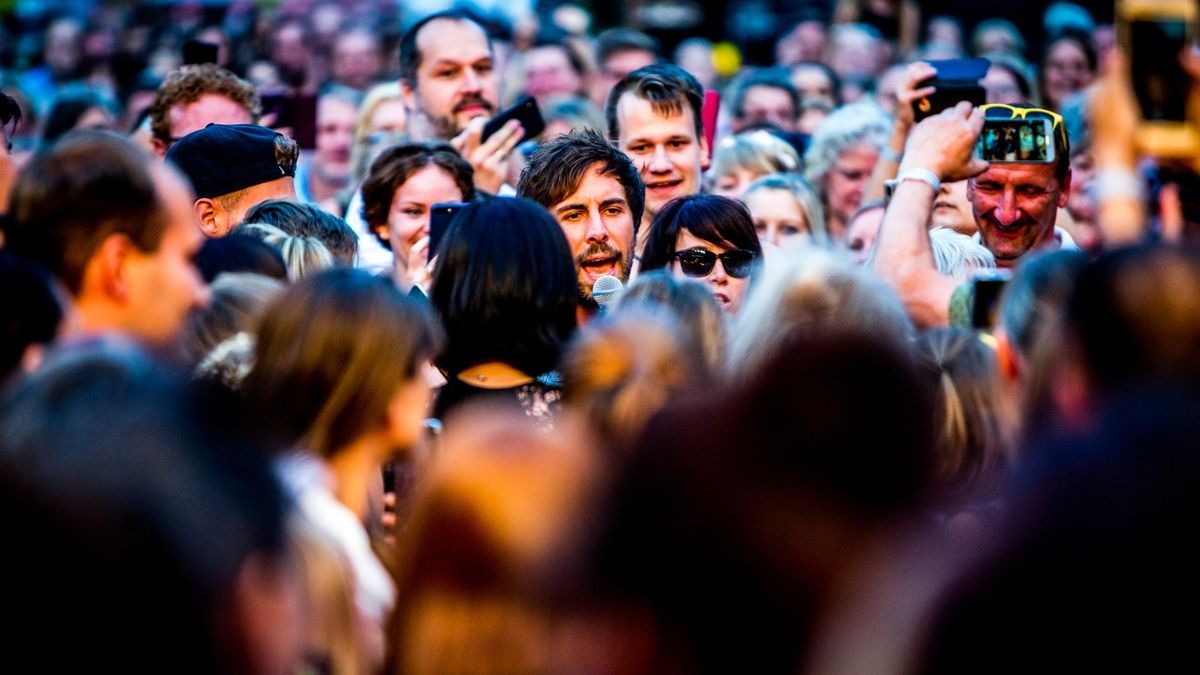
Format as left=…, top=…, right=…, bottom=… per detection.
left=372, top=223, right=390, bottom=244
left=87, top=232, right=135, bottom=302
left=400, top=77, right=417, bottom=113
left=151, top=137, right=169, bottom=159
left=699, top=133, right=711, bottom=171
left=194, top=198, right=220, bottom=238
left=1057, top=167, right=1072, bottom=208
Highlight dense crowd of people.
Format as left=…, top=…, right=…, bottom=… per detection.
left=3, top=1, right=1200, bottom=673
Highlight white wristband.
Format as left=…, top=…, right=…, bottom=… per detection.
left=895, top=167, right=941, bottom=193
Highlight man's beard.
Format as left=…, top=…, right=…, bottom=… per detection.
left=422, top=95, right=495, bottom=141
left=576, top=242, right=630, bottom=309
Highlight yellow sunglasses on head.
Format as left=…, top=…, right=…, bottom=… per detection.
left=980, top=103, right=1069, bottom=152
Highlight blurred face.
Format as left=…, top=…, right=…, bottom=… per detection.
left=672, top=229, right=752, bottom=313
left=405, top=18, right=498, bottom=140
left=168, top=93, right=253, bottom=141
left=549, top=163, right=636, bottom=303
left=386, top=372, right=436, bottom=452
left=592, top=48, right=656, bottom=108
left=711, top=167, right=764, bottom=200
left=332, top=31, right=383, bottom=91
left=125, top=167, right=209, bottom=346
left=1067, top=150, right=1100, bottom=252
left=968, top=163, right=1069, bottom=267
left=736, top=85, right=797, bottom=132
left=378, top=165, right=464, bottom=260
left=315, top=96, right=357, bottom=183
left=931, top=179, right=976, bottom=235
left=791, top=64, right=836, bottom=105
left=367, top=98, right=407, bottom=136
left=844, top=205, right=884, bottom=264
left=524, top=44, right=583, bottom=105
left=824, top=143, right=879, bottom=233
left=982, top=65, right=1022, bottom=104
left=616, top=92, right=708, bottom=219
left=1043, top=40, right=1092, bottom=108
left=744, top=188, right=811, bottom=249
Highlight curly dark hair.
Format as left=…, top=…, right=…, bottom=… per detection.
left=149, top=64, right=260, bottom=145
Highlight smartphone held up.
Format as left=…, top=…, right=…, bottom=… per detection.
left=1118, top=0, right=1200, bottom=158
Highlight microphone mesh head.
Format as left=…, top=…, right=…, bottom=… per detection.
left=591, top=274, right=624, bottom=307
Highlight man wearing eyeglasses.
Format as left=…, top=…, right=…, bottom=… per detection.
left=872, top=100, right=1075, bottom=328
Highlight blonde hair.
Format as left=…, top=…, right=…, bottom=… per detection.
left=351, top=82, right=408, bottom=185
left=390, top=408, right=599, bottom=674
left=728, top=247, right=914, bottom=378
left=239, top=222, right=335, bottom=281
left=743, top=172, right=829, bottom=244
left=709, top=130, right=801, bottom=180
left=919, top=327, right=1016, bottom=498
left=563, top=311, right=695, bottom=453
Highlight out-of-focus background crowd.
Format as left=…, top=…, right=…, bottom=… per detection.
left=4, top=1, right=1200, bottom=674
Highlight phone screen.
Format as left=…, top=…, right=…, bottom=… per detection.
left=1131, top=20, right=1190, bottom=122
left=972, top=277, right=1008, bottom=330
left=977, top=119, right=1053, bottom=162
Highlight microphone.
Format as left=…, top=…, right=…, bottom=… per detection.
left=591, top=274, right=624, bottom=314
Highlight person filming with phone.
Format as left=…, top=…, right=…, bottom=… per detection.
left=872, top=97, right=1076, bottom=329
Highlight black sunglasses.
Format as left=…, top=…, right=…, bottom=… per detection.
left=672, top=247, right=756, bottom=279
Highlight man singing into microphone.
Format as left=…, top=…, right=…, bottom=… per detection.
left=518, top=129, right=645, bottom=324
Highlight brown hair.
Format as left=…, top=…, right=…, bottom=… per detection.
left=6, top=131, right=167, bottom=295
left=149, top=64, right=261, bottom=144
left=243, top=268, right=443, bottom=458
left=360, top=142, right=474, bottom=244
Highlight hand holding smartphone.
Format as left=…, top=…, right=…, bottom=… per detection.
left=480, top=96, right=545, bottom=145
left=912, top=58, right=989, bottom=122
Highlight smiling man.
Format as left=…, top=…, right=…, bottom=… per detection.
left=871, top=102, right=1076, bottom=328
left=518, top=129, right=645, bottom=323
left=607, top=64, right=708, bottom=237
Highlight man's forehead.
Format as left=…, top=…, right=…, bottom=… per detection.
left=616, top=93, right=696, bottom=139
left=417, top=18, right=490, bottom=62
left=556, top=164, right=627, bottom=207
left=974, top=162, right=1062, bottom=188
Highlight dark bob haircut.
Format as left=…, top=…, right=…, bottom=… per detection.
left=639, top=194, right=764, bottom=274
left=430, top=196, right=578, bottom=376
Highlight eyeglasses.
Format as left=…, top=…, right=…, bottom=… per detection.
left=672, top=247, right=757, bottom=279
left=980, top=103, right=1069, bottom=152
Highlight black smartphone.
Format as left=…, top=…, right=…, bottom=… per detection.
left=182, top=39, right=219, bottom=66
left=977, top=118, right=1056, bottom=163
left=260, top=93, right=318, bottom=149
left=428, top=202, right=468, bottom=262
left=480, top=96, right=545, bottom=144
left=971, top=270, right=1011, bottom=330
left=913, top=57, right=989, bottom=121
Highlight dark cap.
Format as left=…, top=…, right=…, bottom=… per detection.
left=166, top=124, right=295, bottom=199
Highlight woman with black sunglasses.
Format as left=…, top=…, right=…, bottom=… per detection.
left=639, top=194, right=763, bottom=313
